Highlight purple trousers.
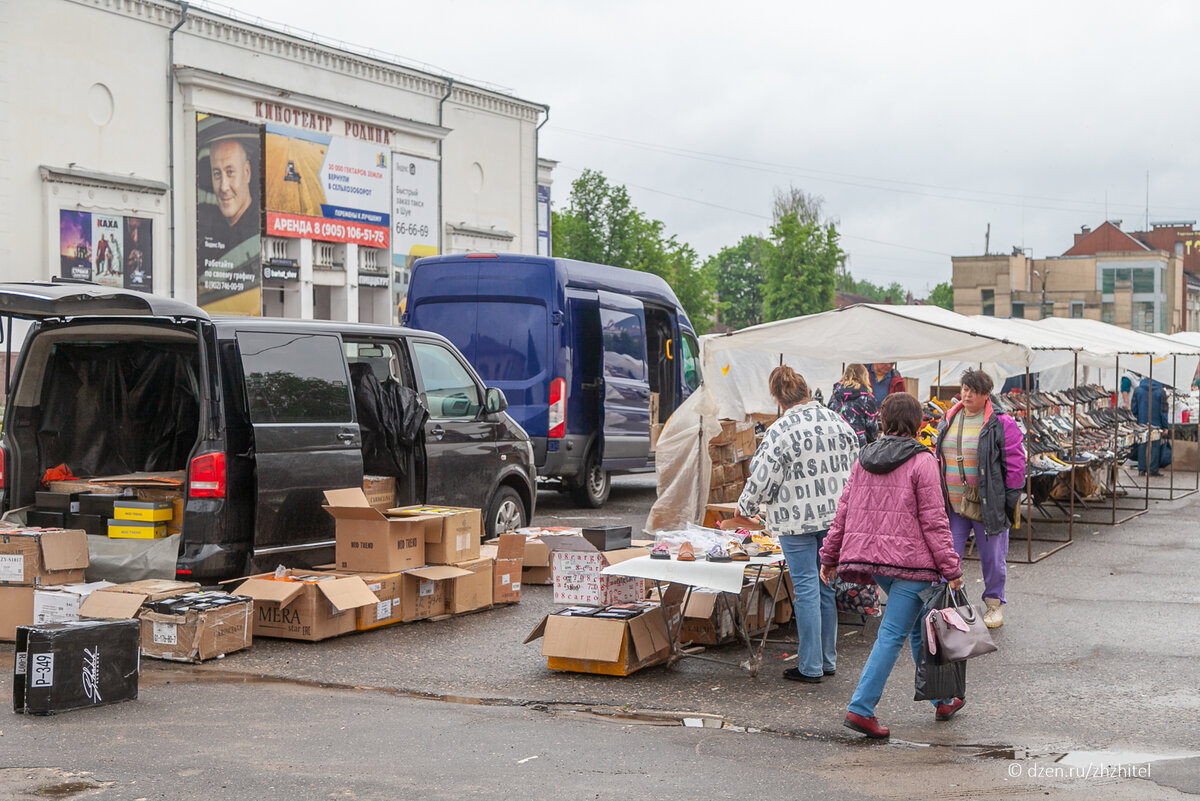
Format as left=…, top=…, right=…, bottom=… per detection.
left=948, top=510, right=1008, bottom=604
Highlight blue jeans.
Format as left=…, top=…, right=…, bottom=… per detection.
left=847, top=576, right=946, bottom=718
left=780, top=532, right=837, bottom=678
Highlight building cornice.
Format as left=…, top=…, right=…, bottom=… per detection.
left=39, top=165, right=170, bottom=194
left=69, top=0, right=545, bottom=123
left=175, top=68, right=450, bottom=141
left=447, top=223, right=515, bottom=242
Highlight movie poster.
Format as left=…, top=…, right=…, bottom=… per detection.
left=197, top=113, right=263, bottom=315
left=123, top=217, right=153, bottom=292
left=91, top=213, right=123, bottom=288
left=59, top=211, right=93, bottom=281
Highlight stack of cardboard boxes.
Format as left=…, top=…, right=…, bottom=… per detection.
left=0, top=527, right=90, bottom=640
left=233, top=488, right=525, bottom=642
left=707, top=419, right=757, bottom=504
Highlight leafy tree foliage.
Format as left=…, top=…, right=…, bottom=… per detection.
left=925, top=281, right=954, bottom=310
left=552, top=170, right=716, bottom=332
left=759, top=188, right=843, bottom=322
left=707, top=235, right=767, bottom=329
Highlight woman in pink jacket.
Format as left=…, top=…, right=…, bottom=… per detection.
left=819, top=393, right=964, bottom=739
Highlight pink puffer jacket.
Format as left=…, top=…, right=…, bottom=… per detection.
left=820, top=438, right=962, bottom=584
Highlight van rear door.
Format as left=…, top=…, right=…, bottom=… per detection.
left=597, top=291, right=651, bottom=469
left=233, top=330, right=362, bottom=553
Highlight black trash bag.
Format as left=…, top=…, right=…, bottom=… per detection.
left=914, top=583, right=966, bottom=702
left=350, top=363, right=429, bottom=478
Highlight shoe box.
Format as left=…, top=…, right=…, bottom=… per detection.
left=138, top=591, right=253, bottom=663
left=13, top=619, right=140, bottom=715
left=551, top=545, right=649, bottom=606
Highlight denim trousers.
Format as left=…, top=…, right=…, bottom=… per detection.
left=847, top=575, right=945, bottom=718
left=1137, top=439, right=1162, bottom=474
left=780, top=531, right=837, bottom=678
left=948, top=510, right=1008, bottom=604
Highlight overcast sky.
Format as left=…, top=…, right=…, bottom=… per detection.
left=211, top=0, right=1199, bottom=296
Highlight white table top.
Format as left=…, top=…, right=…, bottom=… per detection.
left=600, top=553, right=785, bottom=594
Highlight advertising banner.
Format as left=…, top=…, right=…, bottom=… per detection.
left=197, top=113, right=263, bottom=315
left=537, top=183, right=551, bottom=256
left=391, top=154, right=438, bottom=264
left=59, top=211, right=154, bottom=292
left=265, top=124, right=390, bottom=248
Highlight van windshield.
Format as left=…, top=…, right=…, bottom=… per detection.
left=411, top=300, right=548, bottom=383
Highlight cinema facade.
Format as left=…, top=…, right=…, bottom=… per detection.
left=1, top=0, right=554, bottom=322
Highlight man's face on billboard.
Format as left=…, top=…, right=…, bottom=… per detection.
left=210, top=139, right=252, bottom=226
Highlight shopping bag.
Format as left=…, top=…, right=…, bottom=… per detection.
left=914, top=583, right=966, bottom=701
left=925, top=587, right=997, bottom=664
left=833, top=577, right=881, bottom=617
left=1160, top=441, right=1173, bottom=469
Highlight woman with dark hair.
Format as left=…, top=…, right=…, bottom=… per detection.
left=828, top=363, right=879, bottom=447
left=732, top=365, right=860, bottom=684
left=934, top=369, right=1026, bottom=629
left=820, top=393, right=964, bottom=738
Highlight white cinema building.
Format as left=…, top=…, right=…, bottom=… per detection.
left=0, top=0, right=554, bottom=322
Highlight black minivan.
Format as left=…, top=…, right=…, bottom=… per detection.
left=0, top=283, right=535, bottom=582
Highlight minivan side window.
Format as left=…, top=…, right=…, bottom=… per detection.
left=600, top=308, right=646, bottom=380
left=412, top=341, right=481, bottom=418
left=236, top=331, right=353, bottom=424
left=681, top=332, right=701, bottom=391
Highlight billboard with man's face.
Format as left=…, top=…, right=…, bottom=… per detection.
left=196, top=113, right=263, bottom=315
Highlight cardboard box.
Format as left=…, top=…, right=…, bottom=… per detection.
left=649, top=423, right=664, bottom=452
left=732, top=422, right=756, bottom=462
left=525, top=603, right=676, bottom=677
left=748, top=412, right=780, bottom=429
left=552, top=548, right=649, bottom=606
left=648, top=392, right=660, bottom=426
left=77, top=590, right=148, bottom=621
left=708, top=442, right=734, bottom=464
left=709, top=419, right=738, bottom=445
left=0, top=586, right=35, bottom=641
left=448, top=557, right=493, bottom=615
left=96, top=580, right=202, bottom=602
left=903, top=377, right=920, bottom=400
left=483, top=533, right=526, bottom=604
left=33, top=582, right=115, bottom=625
left=107, top=519, right=169, bottom=539
left=401, top=565, right=471, bottom=621
left=0, top=529, right=89, bottom=587
left=233, top=570, right=380, bottom=641
left=362, top=475, right=397, bottom=511
left=388, top=505, right=481, bottom=565
left=139, top=593, right=253, bottom=662
left=130, top=488, right=184, bottom=533
left=677, top=589, right=736, bottom=645
left=332, top=570, right=406, bottom=630
left=512, top=530, right=592, bottom=584
left=13, top=619, right=141, bottom=715
left=324, top=488, right=429, bottom=573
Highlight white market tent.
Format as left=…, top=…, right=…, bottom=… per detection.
left=648, top=304, right=1035, bottom=531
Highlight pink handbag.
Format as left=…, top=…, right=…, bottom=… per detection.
left=925, top=588, right=997, bottom=663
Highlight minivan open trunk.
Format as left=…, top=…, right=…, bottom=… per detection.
left=6, top=324, right=201, bottom=506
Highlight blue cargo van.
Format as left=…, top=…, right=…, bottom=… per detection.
left=403, top=253, right=701, bottom=506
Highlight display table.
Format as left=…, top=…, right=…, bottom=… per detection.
left=602, top=553, right=789, bottom=676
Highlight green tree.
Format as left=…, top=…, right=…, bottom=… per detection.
left=707, top=235, right=766, bottom=329
left=926, top=281, right=954, bottom=310
left=552, top=169, right=716, bottom=331
left=760, top=210, right=842, bottom=321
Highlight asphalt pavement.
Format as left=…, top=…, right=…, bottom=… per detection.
left=2, top=474, right=1198, bottom=799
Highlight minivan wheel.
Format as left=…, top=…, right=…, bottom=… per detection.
left=487, top=486, right=527, bottom=538
left=570, top=449, right=610, bottom=508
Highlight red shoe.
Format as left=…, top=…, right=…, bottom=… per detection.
left=843, top=712, right=890, bottom=739
left=935, top=698, right=965, bottom=721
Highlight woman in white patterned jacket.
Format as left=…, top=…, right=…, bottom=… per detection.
left=732, top=366, right=860, bottom=684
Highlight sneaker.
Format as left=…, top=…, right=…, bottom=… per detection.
left=783, top=667, right=821, bottom=683
left=984, top=598, right=1004, bottom=628
left=935, top=697, right=966, bottom=721
left=844, top=712, right=890, bottom=739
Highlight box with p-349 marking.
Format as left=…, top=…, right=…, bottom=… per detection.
left=13, top=619, right=140, bottom=715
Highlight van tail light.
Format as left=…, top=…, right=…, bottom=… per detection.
left=548, top=377, right=566, bottom=438
left=189, top=452, right=226, bottom=498
left=0, top=445, right=6, bottom=490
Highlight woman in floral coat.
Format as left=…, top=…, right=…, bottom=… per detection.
left=828, top=364, right=879, bottom=447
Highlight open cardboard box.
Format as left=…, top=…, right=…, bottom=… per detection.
left=140, top=594, right=253, bottom=663
left=481, top=533, right=526, bottom=604
left=0, top=528, right=89, bottom=587
left=525, top=602, right=678, bottom=677
left=232, top=570, right=379, bottom=641
left=387, top=505, right=481, bottom=565
left=324, top=488, right=430, bottom=573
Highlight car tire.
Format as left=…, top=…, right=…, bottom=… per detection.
left=569, top=448, right=610, bottom=508
left=486, top=485, right=527, bottom=538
